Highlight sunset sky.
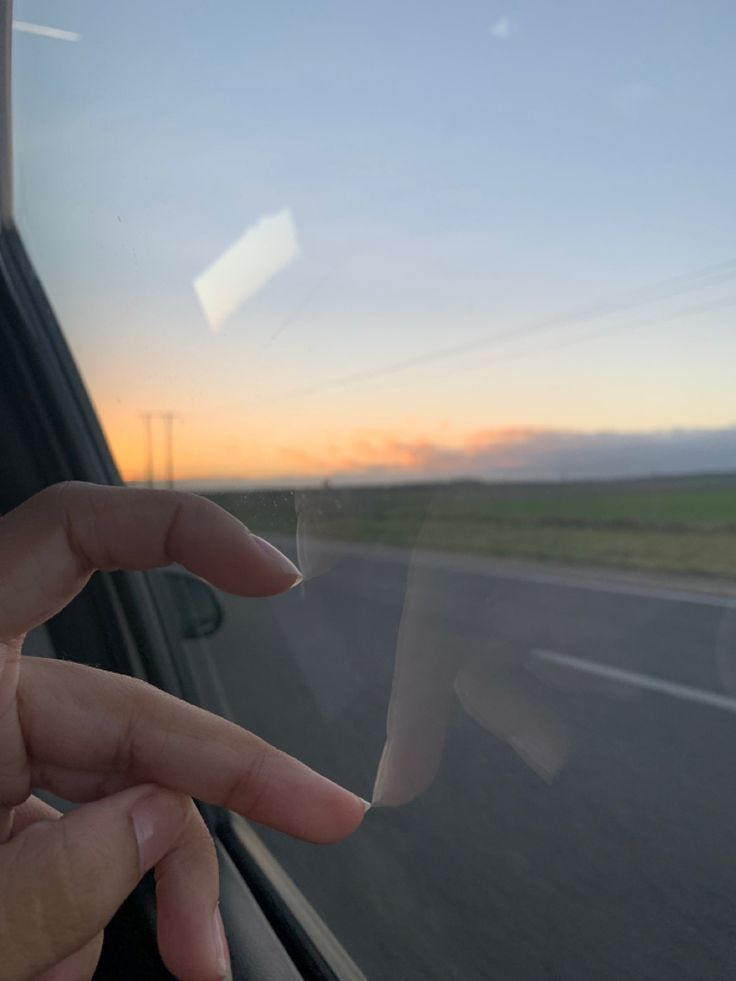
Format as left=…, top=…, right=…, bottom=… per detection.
left=12, top=0, right=736, bottom=486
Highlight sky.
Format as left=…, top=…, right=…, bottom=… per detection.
left=10, top=0, right=736, bottom=486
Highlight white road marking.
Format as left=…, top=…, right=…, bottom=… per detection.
left=533, top=649, right=736, bottom=714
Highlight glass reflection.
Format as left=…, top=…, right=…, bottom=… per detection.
left=12, top=0, right=736, bottom=976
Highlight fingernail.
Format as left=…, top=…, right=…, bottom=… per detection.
left=251, top=535, right=303, bottom=585
left=131, top=792, right=185, bottom=874
left=213, top=906, right=232, bottom=980
left=358, top=797, right=372, bottom=812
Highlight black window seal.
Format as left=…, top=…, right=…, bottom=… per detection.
left=212, top=808, right=368, bottom=981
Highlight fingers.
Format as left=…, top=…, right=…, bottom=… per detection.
left=10, top=792, right=222, bottom=981
left=29, top=935, right=104, bottom=981
left=373, top=543, right=571, bottom=806
left=294, top=489, right=347, bottom=580
left=0, top=785, right=224, bottom=981
left=10, top=792, right=62, bottom=834
left=10, top=796, right=104, bottom=981
left=372, top=561, right=463, bottom=807
left=21, top=658, right=366, bottom=844
left=372, top=635, right=458, bottom=807
left=0, top=637, right=29, bottom=813
left=454, top=658, right=570, bottom=782
left=0, top=482, right=302, bottom=639
left=152, top=799, right=227, bottom=981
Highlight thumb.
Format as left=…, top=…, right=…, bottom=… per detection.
left=0, top=785, right=198, bottom=981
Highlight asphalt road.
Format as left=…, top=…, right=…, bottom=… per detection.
left=202, top=539, right=736, bottom=981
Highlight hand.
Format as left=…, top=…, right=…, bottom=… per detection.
left=0, top=482, right=366, bottom=981
left=372, top=512, right=642, bottom=806
left=371, top=555, right=572, bottom=805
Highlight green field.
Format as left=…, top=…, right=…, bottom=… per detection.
left=205, top=473, right=736, bottom=580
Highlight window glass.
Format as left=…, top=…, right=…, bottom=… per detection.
left=12, top=2, right=736, bottom=977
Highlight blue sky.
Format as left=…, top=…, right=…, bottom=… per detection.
left=10, top=0, right=736, bottom=483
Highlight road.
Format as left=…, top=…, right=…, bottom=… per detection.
left=202, top=538, right=736, bottom=981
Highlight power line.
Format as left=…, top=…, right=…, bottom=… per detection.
left=273, top=258, right=736, bottom=400
left=265, top=245, right=361, bottom=346
left=352, top=293, right=736, bottom=400
left=160, top=412, right=179, bottom=490
left=447, top=293, right=736, bottom=383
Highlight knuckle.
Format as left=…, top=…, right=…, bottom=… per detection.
left=37, top=481, right=87, bottom=526
left=37, top=480, right=79, bottom=506
left=224, top=738, right=271, bottom=816
left=158, top=791, right=211, bottom=850
left=183, top=800, right=215, bottom=850
left=111, top=676, right=157, bottom=773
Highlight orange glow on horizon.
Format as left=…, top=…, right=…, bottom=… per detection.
left=101, top=403, right=546, bottom=485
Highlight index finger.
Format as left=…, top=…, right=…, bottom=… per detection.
left=21, top=657, right=366, bottom=843
left=0, top=482, right=301, bottom=638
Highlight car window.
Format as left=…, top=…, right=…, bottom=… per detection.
left=22, top=626, right=55, bottom=659
left=11, top=3, right=736, bottom=978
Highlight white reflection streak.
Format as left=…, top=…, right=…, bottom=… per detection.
left=194, top=208, right=300, bottom=331
left=12, top=20, right=81, bottom=41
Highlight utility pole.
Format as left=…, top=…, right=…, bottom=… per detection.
left=140, top=412, right=155, bottom=488
left=160, top=412, right=179, bottom=490
left=140, top=411, right=180, bottom=489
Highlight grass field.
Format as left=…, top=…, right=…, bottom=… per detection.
left=205, top=472, right=736, bottom=579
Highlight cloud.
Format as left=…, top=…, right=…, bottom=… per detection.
left=12, top=20, right=80, bottom=41
left=194, top=208, right=299, bottom=331
left=490, top=16, right=511, bottom=39
left=280, top=425, right=736, bottom=483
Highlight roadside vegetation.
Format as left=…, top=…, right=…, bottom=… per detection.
left=205, top=472, right=736, bottom=579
